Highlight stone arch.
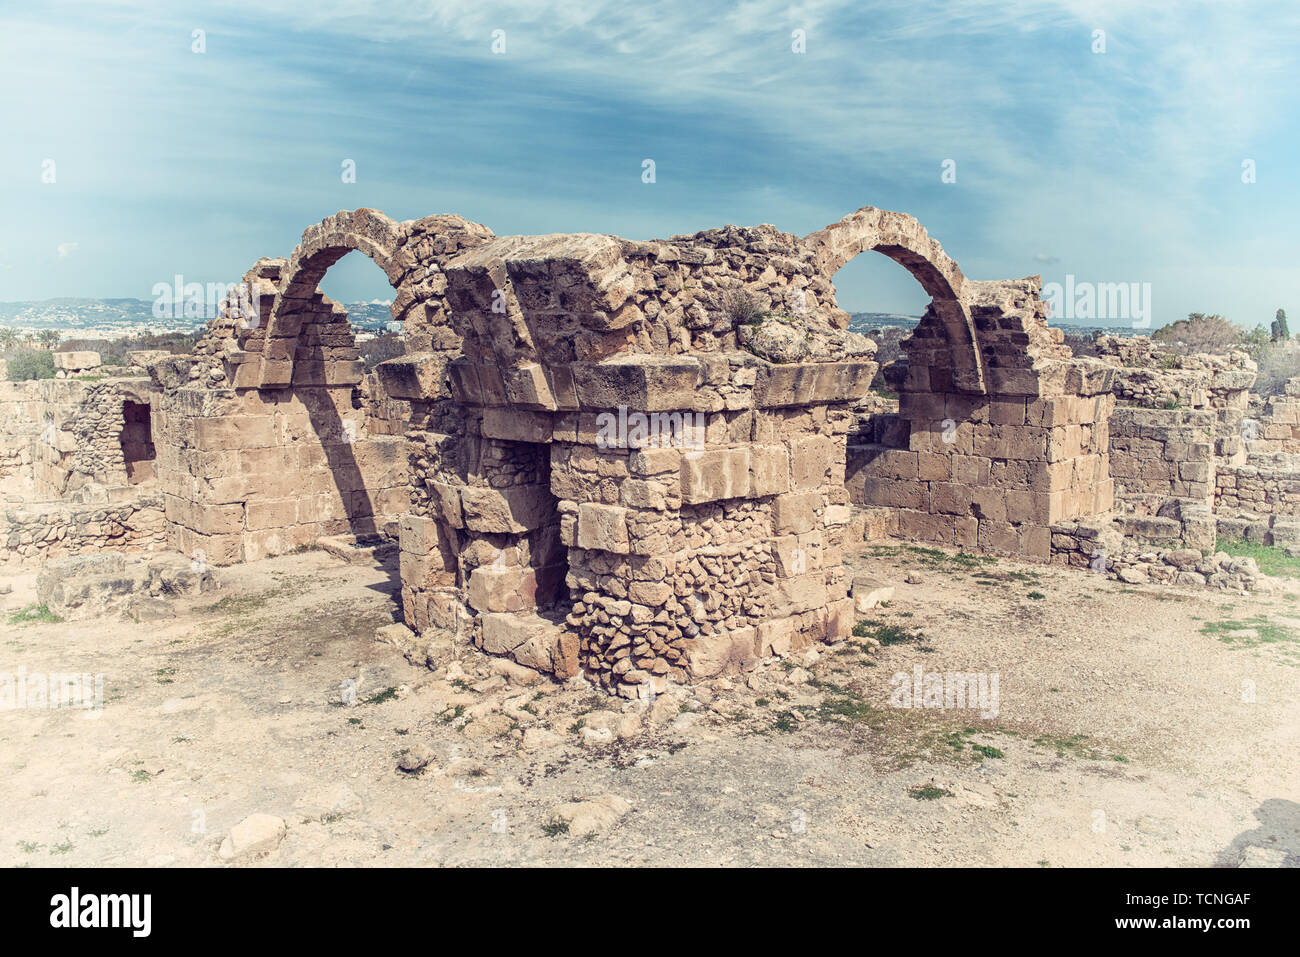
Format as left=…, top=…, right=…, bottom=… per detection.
left=258, top=208, right=406, bottom=388
left=803, top=207, right=985, bottom=394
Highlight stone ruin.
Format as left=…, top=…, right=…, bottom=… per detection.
left=3, top=204, right=1291, bottom=693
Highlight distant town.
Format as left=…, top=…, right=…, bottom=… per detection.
left=0, top=299, right=1155, bottom=342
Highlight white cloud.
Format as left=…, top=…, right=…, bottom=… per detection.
left=57, top=242, right=79, bottom=259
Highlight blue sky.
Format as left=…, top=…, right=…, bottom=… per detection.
left=0, top=0, right=1297, bottom=327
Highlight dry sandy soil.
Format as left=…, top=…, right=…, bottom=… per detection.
left=1, top=540, right=1297, bottom=868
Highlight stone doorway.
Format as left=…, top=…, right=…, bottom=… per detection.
left=120, top=400, right=156, bottom=485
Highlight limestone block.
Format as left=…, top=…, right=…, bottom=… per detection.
left=772, top=490, right=820, bottom=534
left=773, top=572, right=827, bottom=617
left=851, top=575, right=894, bottom=612
left=680, top=447, right=750, bottom=504
left=824, top=596, right=856, bottom=642
left=681, top=626, right=756, bottom=678
left=53, top=351, right=101, bottom=371
left=194, top=416, right=276, bottom=451
left=789, top=435, right=835, bottom=490
left=572, top=356, right=704, bottom=412
left=428, top=482, right=464, bottom=529
left=481, top=407, right=552, bottom=443
left=577, top=502, right=630, bottom=553
left=756, top=616, right=797, bottom=656
left=503, top=362, right=558, bottom=410
left=399, top=513, right=444, bottom=554
left=375, top=352, right=447, bottom=400
left=467, top=565, right=538, bottom=613
left=629, top=447, right=681, bottom=477
left=461, top=484, right=553, bottom=533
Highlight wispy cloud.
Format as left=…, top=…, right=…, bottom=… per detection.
left=0, top=0, right=1297, bottom=324
left=57, top=242, right=79, bottom=259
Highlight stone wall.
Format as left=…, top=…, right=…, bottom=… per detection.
left=29, top=378, right=159, bottom=499
left=1, top=494, right=166, bottom=566
left=0, top=377, right=166, bottom=566
left=1215, top=454, right=1300, bottom=516
left=0, top=381, right=42, bottom=498
left=1108, top=407, right=1215, bottom=503
left=847, top=279, right=1116, bottom=562
left=1050, top=517, right=1260, bottom=590
left=1246, top=378, right=1300, bottom=454
left=151, top=363, right=413, bottom=566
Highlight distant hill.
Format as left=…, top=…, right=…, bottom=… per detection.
left=2, top=299, right=1150, bottom=342
left=848, top=312, right=920, bottom=334
left=847, top=310, right=1149, bottom=338
left=0, top=298, right=398, bottom=337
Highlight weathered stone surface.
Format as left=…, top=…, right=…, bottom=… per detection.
left=681, top=448, right=750, bottom=504
left=53, top=351, right=102, bottom=371
left=218, top=813, right=286, bottom=860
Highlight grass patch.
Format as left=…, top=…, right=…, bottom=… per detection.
left=7, top=604, right=62, bottom=625
left=1200, top=615, right=1300, bottom=650
left=364, top=686, right=399, bottom=705
left=1218, top=538, right=1300, bottom=579
left=541, top=821, right=569, bottom=838
left=772, top=711, right=801, bottom=733
left=1034, top=733, right=1127, bottom=762
left=908, top=784, right=953, bottom=800
left=865, top=544, right=996, bottom=570
left=1027, top=591, right=1046, bottom=600
left=853, top=618, right=928, bottom=647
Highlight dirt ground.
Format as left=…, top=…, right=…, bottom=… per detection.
left=2, top=541, right=1297, bottom=868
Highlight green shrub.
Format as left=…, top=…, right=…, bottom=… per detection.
left=5, top=349, right=55, bottom=381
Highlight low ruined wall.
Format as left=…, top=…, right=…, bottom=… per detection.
left=1, top=493, right=166, bottom=566
left=847, top=385, right=1115, bottom=562
left=0, top=382, right=41, bottom=496
left=1248, top=380, right=1300, bottom=453
left=15, top=378, right=159, bottom=499
left=1108, top=406, right=1215, bottom=503
left=1215, top=456, right=1300, bottom=516
left=1050, top=518, right=1260, bottom=590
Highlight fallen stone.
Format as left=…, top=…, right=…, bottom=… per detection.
left=522, top=727, right=563, bottom=751
left=397, top=745, right=435, bottom=773
left=547, top=795, right=631, bottom=838
left=580, top=726, right=614, bottom=747
left=852, top=574, right=895, bottom=612
left=218, top=813, right=286, bottom=860
left=1239, top=845, right=1290, bottom=868
left=490, top=657, right=542, bottom=685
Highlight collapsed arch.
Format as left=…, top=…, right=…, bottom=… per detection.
left=803, top=207, right=985, bottom=394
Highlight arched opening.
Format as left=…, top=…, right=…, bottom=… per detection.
left=275, top=248, right=408, bottom=551
left=803, top=207, right=984, bottom=395
left=830, top=249, right=934, bottom=391
left=319, top=251, right=405, bottom=369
